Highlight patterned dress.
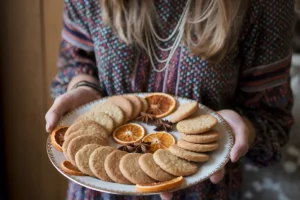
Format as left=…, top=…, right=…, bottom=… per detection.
left=51, top=0, right=295, bottom=199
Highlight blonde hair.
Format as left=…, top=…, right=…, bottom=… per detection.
left=100, top=0, right=248, bottom=63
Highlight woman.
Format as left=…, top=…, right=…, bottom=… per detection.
left=45, top=0, right=295, bottom=199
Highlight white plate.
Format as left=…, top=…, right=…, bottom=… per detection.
left=46, top=93, right=234, bottom=195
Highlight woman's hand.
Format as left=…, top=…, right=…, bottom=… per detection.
left=45, top=87, right=101, bottom=132
left=160, top=109, right=255, bottom=200
left=209, top=109, right=255, bottom=183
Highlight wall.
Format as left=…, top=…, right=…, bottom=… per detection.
left=0, top=0, right=66, bottom=199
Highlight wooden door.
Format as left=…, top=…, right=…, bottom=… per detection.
left=0, top=0, right=67, bottom=199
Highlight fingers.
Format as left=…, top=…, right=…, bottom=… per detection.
left=210, top=167, right=225, bottom=184
left=160, top=192, right=173, bottom=200
left=218, top=110, right=249, bottom=163
left=45, top=88, right=101, bottom=133
left=45, top=94, right=72, bottom=132
left=230, top=117, right=249, bottom=162
left=230, top=138, right=249, bottom=163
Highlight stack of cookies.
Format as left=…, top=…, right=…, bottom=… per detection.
left=168, top=101, right=220, bottom=163
left=61, top=121, right=155, bottom=184
left=59, top=94, right=149, bottom=180
left=75, top=94, right=148, bottom=135
left=61, top=120, right=197, bottom=184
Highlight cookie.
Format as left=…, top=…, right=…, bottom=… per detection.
left=169, top=145, right=209, bottom=162
left=176, top=115, right=218, bottom=134
left=76, top=112, right=115, bottom=134
left=153, top=149, right=198, bottom=176
left=67, top=134, right=108, bottom=166
left=106, top=96, right=133, bottom=122
left=62, top=131, right=83, bottom=160
left=75, top=144, right=101, bottom=176
left=180, top=130, right=220, bottom=143
left=138, top=153, right=175, bottom=182
left=177, top=140, right=219, bottom=152
left=89, top=146, right=116, bottom=182
left=123, top=95, right=142, bottom=120
left=91, top=103, right=125, bottom=127
left=138, top=96, right=148, bottom=113
left=64, top=120, right=108, bottom=140
left=119, top=153, right=155, bottom=184
left=104, top=150, right=132, bottom=184
left=169, top=101, right=198, bottom=123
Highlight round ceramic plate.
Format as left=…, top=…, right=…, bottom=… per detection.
left=46, top=93, right=234, bottom=195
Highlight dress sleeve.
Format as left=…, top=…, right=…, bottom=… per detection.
left=50, top=0, right=98, bottom=98
left=235, top=0, right=295, bottom=167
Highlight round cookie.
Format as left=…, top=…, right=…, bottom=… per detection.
left=180, top=130, right=220, bottom=143
left=64, top=120, right=108, bottom=140
left=138, top=153, right=175, bottom=182
left=153, top=149, right=198, bottom=176
left=169, top=145, right=209, bottom=162
left=76, top=112, right=115, bottom=134
left=67, top=134, right=108, bottom=166
left=104, top=150, right=132, bottom=184
left=119, top=153, right=155, bottom=184
left=123, top=95, right=142, bottom=120
left=91, top=103, right=125, bottom=127
left=75, top=144, right=101, bottom=176
left=89, top=146, right=116, bottom=182
left=106, top=96, right=133, bottom=122
left=177, top=140, right=219, bottom=152
left=170, top=101, right=198, bottom=123
left=62, top=131, right=83, bottom=160
left=138, top=96, right=148, bottom=113
left=176, top=115, right=218, bottom=134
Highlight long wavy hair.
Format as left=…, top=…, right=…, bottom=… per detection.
left=100, top=0, right=248, bottom=63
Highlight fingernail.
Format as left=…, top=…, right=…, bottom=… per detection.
left=46, top=123, right=51, bottom=132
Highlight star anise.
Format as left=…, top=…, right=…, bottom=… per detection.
left=154, top=119, right=173, bottom=132
left=136, top=112, right=156, bottom=124
left=133, top=141, right=151, bottom=153
left=117, top=142, right=151, bottom=153
left=117, top=144, right=135, bottom=153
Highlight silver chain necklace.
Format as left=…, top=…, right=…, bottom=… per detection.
left=145, top=0, right=191, bottom=72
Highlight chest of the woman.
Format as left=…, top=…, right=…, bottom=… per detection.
left=94, top=35, right=240, bottom=109
left=88, top=4, right=240, bottom=109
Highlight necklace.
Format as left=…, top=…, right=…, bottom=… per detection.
left=145, top=0, right=191, bottom=72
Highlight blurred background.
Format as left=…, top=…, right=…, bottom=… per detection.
left=0, top=1, right=299, bottom=200
left=0, top=1, right=67, bottom=200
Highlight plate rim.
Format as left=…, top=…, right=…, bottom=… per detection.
left=46, top=92, right=234, bottom=195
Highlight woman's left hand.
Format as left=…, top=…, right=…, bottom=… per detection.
left=160, top=109, right=255, bottom=200
left=209, top=109, right=254, bottom=184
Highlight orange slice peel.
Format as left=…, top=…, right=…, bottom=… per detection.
left=142, top=132, right=175, bottom=153
left=50, top=125, right=69, bottom=152
left=144, top=93, right=176, bottom=118
left=60, top=160, right=84, bottom=176
left=136, top=176, right=184, bottom=192
left=113, top=123, right=146, bottom=145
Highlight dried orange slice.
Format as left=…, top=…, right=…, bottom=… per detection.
left=136, top=176, right=184, bottom=192
left=113, top=123, right=145, bottom=145
left=144, top=93, right=176, bottom=118
left=60, top=160, right=84, bottom=176
left=50, top=125, right=69, bottom=152
left=142, top=132, right=175, bottom=153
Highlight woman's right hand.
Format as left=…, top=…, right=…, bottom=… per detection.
left=45, top=87, right=101, bottom=132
